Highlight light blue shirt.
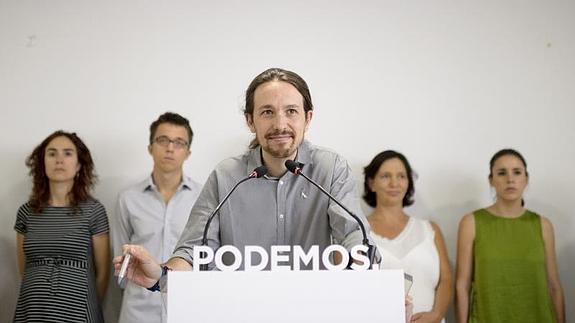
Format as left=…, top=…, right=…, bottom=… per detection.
left=112, top=175, right=201, bottom=323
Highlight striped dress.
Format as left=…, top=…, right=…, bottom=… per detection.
left=13, top=199, right=109, bottom=323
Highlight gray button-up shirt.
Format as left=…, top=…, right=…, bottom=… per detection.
left=112, top=175, right=201, bottom=323
left=172, top=141, right=368, bottom=269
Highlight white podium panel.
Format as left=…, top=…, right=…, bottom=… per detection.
left=168, top=270, right=405, bottom=323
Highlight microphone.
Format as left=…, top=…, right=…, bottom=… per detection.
left=200, top=165, right=267, bottom=271
left=285, top=160, right=376, bottom=269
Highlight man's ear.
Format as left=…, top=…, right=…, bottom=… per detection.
left=245, top=114, right=256, bottom=133
left=304, top=110, right=313, bottom=131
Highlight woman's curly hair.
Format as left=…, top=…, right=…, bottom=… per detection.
left=26, top=130, right=97, bottom=212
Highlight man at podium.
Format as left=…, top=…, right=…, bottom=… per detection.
left=114, top=68, right=371, bottom=289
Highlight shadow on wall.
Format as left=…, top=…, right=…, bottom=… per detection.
left=556, top=242, right=574, bottom=322
left=104, top=266, right=123, bottom=323
left=95, top=174, right=145, bottom=323
left=0, top=178, right=30, bottom=323
left=0, top=235, right=20, bottom=322
left=425, top=199, right=482, bottom=323
left=528, top=199, right=574, bottom=322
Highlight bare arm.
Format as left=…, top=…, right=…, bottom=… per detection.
left=540, top=217, right=565, bottom=323
left=410, top=222, right=453, bottom=323
left=16, top=233, right=25, bottom=278
left=431, top=222, right=454, bottom=321
left=455, top=214, right=475, bottom=323
left=92, top=233, right=110, bottom=301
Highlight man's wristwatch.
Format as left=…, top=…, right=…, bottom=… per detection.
left=147, top=265, right=171, bottom=292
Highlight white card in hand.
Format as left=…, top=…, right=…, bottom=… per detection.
left=117, top=254, right=131, bottom=288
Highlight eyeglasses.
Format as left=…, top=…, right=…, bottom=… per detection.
left=154, top=136, right=189, bottom=149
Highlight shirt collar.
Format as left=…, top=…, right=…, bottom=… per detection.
left=143, top=174, right=192, bottom=192
left=180, top=175, right=194, bottom=189
left=142, top=176, right=155, bottom=192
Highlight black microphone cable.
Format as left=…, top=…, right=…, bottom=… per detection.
left=199, top=165, right=267, bottom=271
left=285, top=160, right=376, bottom=269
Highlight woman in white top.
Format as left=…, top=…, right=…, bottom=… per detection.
left=364, top=150, right=452, bottom=323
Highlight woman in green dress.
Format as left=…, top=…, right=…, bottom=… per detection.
left=455, top=149, right=565, bottom=323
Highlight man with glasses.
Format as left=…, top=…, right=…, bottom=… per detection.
left=112, top=112, right=202, bottom=323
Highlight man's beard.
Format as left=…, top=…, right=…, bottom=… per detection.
left=260, top=130, right=299, bottom=158
left=263, top=143, right=296, bottom=158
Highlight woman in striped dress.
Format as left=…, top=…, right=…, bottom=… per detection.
left=14, top=130, right=110, bottom=323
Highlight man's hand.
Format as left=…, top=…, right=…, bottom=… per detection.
left=113, top=244, right=162, bottom=288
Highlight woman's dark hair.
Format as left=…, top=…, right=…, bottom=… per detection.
left=489, top=148, right=528, bottom=206
left=363, top=150, right=415, bottom=207
left=243, top=68, right=313, bottom=149
left=26, top=130, right=97, bottom=212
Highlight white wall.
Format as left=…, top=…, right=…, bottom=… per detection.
left=1, top=1, right=573, bottom=322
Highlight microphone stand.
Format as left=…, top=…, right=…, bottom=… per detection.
left=200, top=166, right=267, bottom=271
left=285, top=160, right=376, bottom=269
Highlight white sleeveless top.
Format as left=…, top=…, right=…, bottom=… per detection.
left=371, top=217, right=444, bottom=322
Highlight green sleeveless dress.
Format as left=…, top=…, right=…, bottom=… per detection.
left=469, top=209, right=556, bottom=323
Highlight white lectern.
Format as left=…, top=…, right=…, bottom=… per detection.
left=168, top=270, right=405, bottom=323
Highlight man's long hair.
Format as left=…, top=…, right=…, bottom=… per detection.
left=243, top=68, right=314, bottom=148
